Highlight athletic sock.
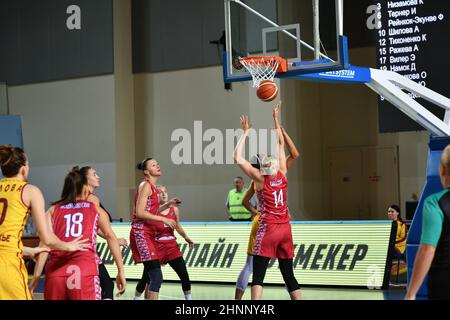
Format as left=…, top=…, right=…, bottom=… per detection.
left=184, top=294, right=192, bottom=300
left=133, top=296, right=141, bottom=300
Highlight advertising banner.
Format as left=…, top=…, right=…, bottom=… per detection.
left=99, top=221, right=394, bottom=289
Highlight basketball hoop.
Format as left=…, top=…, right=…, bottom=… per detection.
left=239, top=56, right=287, bottom=88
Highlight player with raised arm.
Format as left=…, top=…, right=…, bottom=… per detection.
left=0, top=145, right=88, bottom=300
left=235, top=125, right=300, bottom=300
left=130, top=158, right=179, bottom=300
left=233, top=102, right=301, bottom=300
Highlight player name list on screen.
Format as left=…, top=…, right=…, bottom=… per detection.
left=375, top=0, right=450, bottom=132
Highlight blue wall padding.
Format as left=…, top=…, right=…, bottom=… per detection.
left=406, top=136, right=450, bottom=297
left=0, top=115, right=23, bottom=148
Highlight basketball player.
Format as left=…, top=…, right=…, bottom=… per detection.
left=80, top=166, right=128, bottom=300
left=233, top=102, right=301, bottom=300
left=130, top=158, right=179, bottom=300
left=29, top=167, right=126, bottom=300
left=133, top=185, right=193, bottom=300
left=0, top=144, right=88, bottom=300
left=235, top=126, right=299, bottom=300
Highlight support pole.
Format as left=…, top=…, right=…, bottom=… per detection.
left=313, top=0, right=320, bottom=60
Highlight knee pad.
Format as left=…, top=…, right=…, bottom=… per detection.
left=147, top=268, right=163, bottom=292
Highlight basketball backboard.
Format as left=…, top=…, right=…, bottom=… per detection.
left=223, top=0, right=349, bottom=83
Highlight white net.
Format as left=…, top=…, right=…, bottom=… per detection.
left=239, top=56, right=280, bottom=88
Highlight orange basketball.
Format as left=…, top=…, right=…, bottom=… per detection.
left=256, top=80, right=278, bottom=102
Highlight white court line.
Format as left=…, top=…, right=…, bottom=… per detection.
left=159, top=294, right=185, bottom=300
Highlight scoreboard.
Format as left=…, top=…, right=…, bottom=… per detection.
left=375, top=0, right=450, bottom=132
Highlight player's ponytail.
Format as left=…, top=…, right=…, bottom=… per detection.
left=0, top=144, right=27, bottom=177
left=52, top=166, right=87, bottom=205
left=137, top=158, right=153, bottom=171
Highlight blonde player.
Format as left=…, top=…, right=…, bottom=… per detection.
left=235, top=127, right=299, bottom=300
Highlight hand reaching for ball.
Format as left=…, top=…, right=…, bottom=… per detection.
left=240, top=115, right=252, bottom=132
left=273, top=100, right=282, bottom=119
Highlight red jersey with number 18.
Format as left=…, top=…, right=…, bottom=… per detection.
left=257, top=171, right=290, bottom=224
left=46, top=200, right=99, bottom=277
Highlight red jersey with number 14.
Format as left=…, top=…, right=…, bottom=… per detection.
left=257, top=171, right=290, bottom=224
left=46, top=201, right=99, bottom=277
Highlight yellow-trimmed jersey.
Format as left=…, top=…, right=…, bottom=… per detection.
left=0, top=178, right=31, bottom=300
left=247, top=212, right=261, bottom=255
left=247, top=181, right=261, bottom=255
left=0, top=178, right=30, bottom=256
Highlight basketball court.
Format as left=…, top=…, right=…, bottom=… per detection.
left=30, top=280, right=405, bottom=300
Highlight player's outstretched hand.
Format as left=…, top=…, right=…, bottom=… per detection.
left=166, top=197, right=181, bottom=208
left=240, top=115, right=252, bottom=131
left=115, top=272, right=127, bottom=298
left=273, top=100, right=282, bottom=119
left=66, top=236, right=90, bottom=252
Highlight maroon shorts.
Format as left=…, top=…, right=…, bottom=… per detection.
left=130, top=227, right=159, bottom=263
left=44, top=275, right=101, bottom=300
left=253, top=222, right=294, bottom=259
left=155, top=240, right=182, bottom=265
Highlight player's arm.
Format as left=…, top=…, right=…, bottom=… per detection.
left=404, top=244, right=435, bottom=300
left=174, top=208, right=194, bottom=248
left=24, top=186, right=88, bottom=252
left=97, top=204, right=126, bottom=297
left=233, top=115, right=264, bottom=183
left=272, top=102, right=287, bottom=174
left=159, top=197, right=181, bottom=213
left=22, top=246, right=49, bottom=258
left=405, top=197, right=441, bottom=300
left=135, top=183, right=177, bottom=228
left=28, top=240, right=50, bottom=296
left=242, top=182, right=258, bottom=215
left=282, top=128, right=300, bottom=169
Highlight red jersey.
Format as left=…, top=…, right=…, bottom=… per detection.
left=46, top=200, right=99, bottom=277
left=257, top=171, right=290, bottom=224
left=131, top=180, right=159, bottom=230
left=146, top=208, right=178, bottom=242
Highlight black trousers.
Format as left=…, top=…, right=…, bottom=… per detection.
left=98, top=263, right=114, bottom=300
left=136, top=257, right=191, bottom=293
